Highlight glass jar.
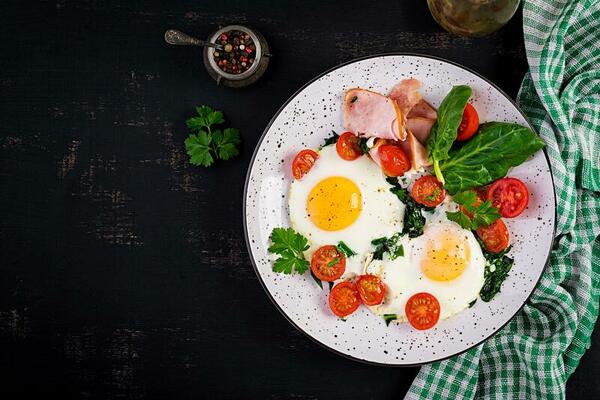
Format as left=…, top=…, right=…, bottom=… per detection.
left=427, top=0, right=520, bottom=37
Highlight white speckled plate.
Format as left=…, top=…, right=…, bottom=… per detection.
left=243, top=54, right=556, bottom=366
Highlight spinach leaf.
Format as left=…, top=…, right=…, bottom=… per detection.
left=337, top=241, right=357, bottom=257
left=387, top=177, right=427, bottom=238
left=440, top=122, right=545, bottom=194
left=322, top=130, right=339, bottom=147
left=427, top=85, right=472, bottom=182
left=371, top=233, right=404, bottom=260
left=479, top=245, right=514, bottom=302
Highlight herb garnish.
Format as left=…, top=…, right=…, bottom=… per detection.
left=387, top=177, right=430, bottom=238
left=446, top=191, right=501, bottom=230
left=358, top=137, right=370, bottom=154
left=322, top=130, right=340, bottom=147
left=184, top=105, right=241, bottom=167
left=268, top=227, right=310, bottom=274
left=372, top=233, right=404, bottom=260
left=337, top=241, right=357, bottom=257
left=383, top=314, right=397, bottom=326
left=479, top=244, right=514, bottom=302
left=327, top=257, right=341, bottom=267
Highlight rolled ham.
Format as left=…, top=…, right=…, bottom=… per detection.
left=407, top=99, right=437, bottom=120
left=388, top=78, right=423, bottom=117
left=343, top=88, right=405, bottom=141
left=406, top=116, right=435, bottom=144
left=407, top=129, right=431, bottom=170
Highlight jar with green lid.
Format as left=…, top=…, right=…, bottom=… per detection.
left=427, top=0, right=520, bottom=37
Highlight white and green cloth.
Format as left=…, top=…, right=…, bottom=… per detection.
left=407, top=0, right=600, bottom=398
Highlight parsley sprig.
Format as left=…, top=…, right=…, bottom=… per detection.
left=268, top=228, right=310, bottom=275
left=446, top=190, right=501, bottom=230
left=184, top=105, right=241, bottom=167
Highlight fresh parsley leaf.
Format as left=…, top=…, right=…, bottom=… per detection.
left=337, top=241, right=357, bottom=257
left=383, top=314, right=397, bottom=326
left=446, top=210, right=472, bottom=230
left=322, top=130, right=340, bottom=147
left=446, top=191, right=501, bottom=230
left=184, top=105, right=241, bottom=167
left=185, top=131, right=214, bottom=167
left=268, top=227, right=310, bottom=275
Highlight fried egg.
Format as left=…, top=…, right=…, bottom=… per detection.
left=365, top=204, right=486, bottom=321
left=289, top=145, right=404, bottom=278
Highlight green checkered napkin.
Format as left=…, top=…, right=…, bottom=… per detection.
left=407, top=0, right=600, bottom=398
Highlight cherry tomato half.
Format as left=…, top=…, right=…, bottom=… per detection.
left=456, top=103, right=479, bottom=141
left=412, top=175, right=447, bottom=207
left=292, top=149, right=319, bottom=180
left=476, top=219, right=510, bottom=253
left=487, top=177, right=529, bottom=218
left=336, top=131, right=363, bottom=161
left=311, top=245, right=346, bottom=282
left=356, top=274, right=386, bottom=306
left=329, top=281, right=361, bottom=318
left=378, top=144, right=411, bottom=177
left=405, top=292, right=440, bottom=330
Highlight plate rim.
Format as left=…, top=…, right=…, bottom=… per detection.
left=242, top=52, right=557, bottom=367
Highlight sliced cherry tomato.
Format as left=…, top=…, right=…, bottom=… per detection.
left=311, top=245, right=346, bottom=282
left=487, top=177, right=529, bottom=218
left=336, top=131, right=363, bottom=161
left=412, top=175, right=446, bottom=207
left=292, top=149, right=318, bottom=180
left=356, top=274, right=386, bottom=306
left=456, top=103, right=479, bottom=141
left=476, top=219, right=510, bottom=253
left=329, top=281, right=361, bottom=318
left=405, top=292, right=440, bottom=330
left=378, top=144, right=411, bottom=177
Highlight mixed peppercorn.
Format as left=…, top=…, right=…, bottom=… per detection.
left=212, top=30, right=256, bottom=75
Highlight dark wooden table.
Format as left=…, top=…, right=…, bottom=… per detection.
left=1, top=1, right=598, bottom=399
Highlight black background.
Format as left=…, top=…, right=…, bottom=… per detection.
left=1, top=1, right=598, bottom=399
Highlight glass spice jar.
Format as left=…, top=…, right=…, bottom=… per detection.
left=427, top=0, right=521, bottom=37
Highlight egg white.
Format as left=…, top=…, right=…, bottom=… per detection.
left=365, top=202, right=486, bottom=322
left=288, top=145, right=405, bottom=278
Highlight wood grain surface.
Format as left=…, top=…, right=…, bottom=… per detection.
left=1, top=1, right=598, bottom=399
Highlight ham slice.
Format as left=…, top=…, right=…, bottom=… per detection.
left=406, top=116, right=435, bottom=144
left=343, top=88, right=405, bottom=141
left=407, top=99, right=437, bottom=119
left=407, top=129, right=431, bottom=170
left=388, top=79, right=422, bottom=116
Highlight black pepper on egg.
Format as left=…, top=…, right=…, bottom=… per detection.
left=212, top=29, right=256, bottom=75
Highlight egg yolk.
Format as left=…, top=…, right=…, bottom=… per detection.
left=422, top=231, right=471, bottom=281
left=306, top=177, right=362, bottom=231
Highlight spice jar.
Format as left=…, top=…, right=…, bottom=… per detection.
left=203, top=25, right=270, bottom=87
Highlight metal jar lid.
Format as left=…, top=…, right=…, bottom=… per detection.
left=203, top=25, right=270, bottom=88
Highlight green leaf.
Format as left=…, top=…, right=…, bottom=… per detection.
left=471, top=200, right=502, bottom=230
left=322, top=131, right=340, bottom=147
left=383, top=314, right=397, bottom=326
left=479, top=245, right=514, bottom=302
left=337, top=241, right=357, bottom=257
left=327, top=257, right=341, bottom=267
left=185, top=131, right=214, bottom=167
left=310, top=270, right=324, bottom=289
left=446, top=211, right=472, bottom=230
left=358, top=137, right=370, bottom=154
left=440, top=122, right=545, bottom=194
left=213, top=128, right=241, bottom=160
left=387, top=177, right=426, bottom=238
left=427, top=85, right=472, bottom=163
left=268, top=227, right=310, bottom=275
left=371, top=233, right=404, bottom=260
